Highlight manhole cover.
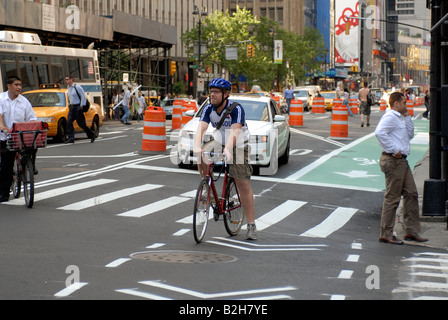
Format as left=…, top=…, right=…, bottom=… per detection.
left=131, top=250, right=237, bottom=264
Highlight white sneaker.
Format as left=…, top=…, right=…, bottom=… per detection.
left=246, top=223, right=258, bottom=240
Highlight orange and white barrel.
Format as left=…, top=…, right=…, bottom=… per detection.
left=142, top=107, right=166, bottom=153
left=330, top=105, right=348, bottom=139
left=171, top=100, right=183, bottom=130
left=289, top=99, right=303, bottom=127
left=380, top=99, right=387, bottom=111
left=349, top=98, right=358, bottom=114
left=406, top=100, right=414, bottom=116
left=181, top=101, right=196, bottom=128
left=333, top=98, right=343, bottom=109
left=312, top=97, right=325, bottom=114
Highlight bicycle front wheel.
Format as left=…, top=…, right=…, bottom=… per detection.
left=22, top=158, right=35, bottom=208
left=11, top=156, right=21, bottom=199
left=223, top=178, right=244, bottom=236
left=193, top=178, right=211, bottom=243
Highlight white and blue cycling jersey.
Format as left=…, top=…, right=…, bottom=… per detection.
left=200, top=100, right=250, bottom=147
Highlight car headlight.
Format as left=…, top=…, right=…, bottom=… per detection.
left=250, top=135, right=268, bottom=143
left=38, top=117, right=57, bottom=123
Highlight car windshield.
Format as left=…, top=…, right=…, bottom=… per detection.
left=240, top=100, right=270, bottom=121
left=294, top=90, right=308, bottom=98
left=321, top=92, right=336, bottom=99
left=23, top=92, right=66, bottom=107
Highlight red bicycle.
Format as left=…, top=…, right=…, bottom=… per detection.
left=193, top=151, right=244, bottom=243
left=7, top=122, right=48, bottom=208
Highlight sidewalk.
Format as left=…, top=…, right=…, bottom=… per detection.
left=396, top=151, right=448, bottom=251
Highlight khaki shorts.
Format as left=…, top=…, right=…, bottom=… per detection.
left=202, top=140, right=253, bottom=181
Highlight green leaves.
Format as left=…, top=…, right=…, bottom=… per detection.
left=181, top=7, right=326, bottom=90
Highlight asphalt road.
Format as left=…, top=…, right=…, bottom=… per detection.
left=1, top=105, right=447, bottom=303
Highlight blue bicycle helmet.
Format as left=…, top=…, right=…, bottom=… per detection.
left=209, top=78, right=232, bottom=91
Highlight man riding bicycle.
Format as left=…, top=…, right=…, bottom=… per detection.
left=193, top=78, right=257, bottom=240
left=0, top=76, right=38, bottom=203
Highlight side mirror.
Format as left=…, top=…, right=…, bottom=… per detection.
left=185, top=110, right=196, bottom=117
left=274, top=115, right=286, bottom=122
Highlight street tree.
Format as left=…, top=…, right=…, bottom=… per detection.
left=181, top=7, right=326, bottom=92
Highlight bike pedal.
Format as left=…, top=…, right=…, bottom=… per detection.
left=213, top=207, right=219, bottom=221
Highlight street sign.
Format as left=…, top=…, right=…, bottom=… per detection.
left=189, top=65, right=199, bottom=69
left=198, top=78, right=205, bottom=92
left=226, top=46, right=238, bottom=60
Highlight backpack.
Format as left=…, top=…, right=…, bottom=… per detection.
left=367, top=91, right=374, bottom=106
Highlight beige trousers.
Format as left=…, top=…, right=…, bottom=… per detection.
left=379, top=154, right=420, bottom=238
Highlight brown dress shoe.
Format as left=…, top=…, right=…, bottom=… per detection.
left=379, top=236, right=404, bottom=245
left=404, top=234, right=428, bottom=242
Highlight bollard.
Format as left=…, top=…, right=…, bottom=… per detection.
left=330, top=105, right=349, bottom=139
left=289, top=99, right=303, bottom=127
left=141, top=107, right=166, bottom=154
left=312, top=97, right=325, bottom=114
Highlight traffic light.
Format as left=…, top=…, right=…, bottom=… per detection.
left=170, top=61, right=176, bottom=76
left=247, top=44, right=255, bottom=57
left=350, top=65, right=358, bottom=73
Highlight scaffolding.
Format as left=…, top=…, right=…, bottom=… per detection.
left=98, top=44, right=171, bottom=105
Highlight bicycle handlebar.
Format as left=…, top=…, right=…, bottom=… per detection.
left=203, top=151, right=229, bottom=164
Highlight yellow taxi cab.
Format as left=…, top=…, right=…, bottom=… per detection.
left=22, top=86, right=103, bottom=143
left=146, top=95, right=160, bottom=107
left=319, top=91, right=339, bottom=111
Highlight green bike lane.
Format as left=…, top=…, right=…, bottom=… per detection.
left=286, top=119, right=429, bottom=192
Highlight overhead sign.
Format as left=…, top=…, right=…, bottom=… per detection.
left=274, top=40, right=283, bottom=64
left=226, top=46, right=238, bottom=60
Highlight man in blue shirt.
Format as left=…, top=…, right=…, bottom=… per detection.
left=283, top=84, right=294, bottom=113
left=121, top=86, right=131, bottom=125
left=193, top=78, right=257, bottom=240
left=64, top=75, right=95, bottom=144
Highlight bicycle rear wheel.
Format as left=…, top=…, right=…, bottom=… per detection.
left=22, top=157, right=35, bottom=208
left=223, top=178, right=244, bottom=236
left=11, top=156, right=21, bottom=198
left=193, top=178, right=211, bottom=243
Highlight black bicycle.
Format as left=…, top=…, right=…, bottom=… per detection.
left=6, top=122, right=48, bottom=208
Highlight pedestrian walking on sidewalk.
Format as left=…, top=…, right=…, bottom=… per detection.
left=374, top=91, right=428, bottom=245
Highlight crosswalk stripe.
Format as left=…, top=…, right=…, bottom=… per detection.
left=6, top=179, right=117, bottom=206
left=255, top=200, right=307, bottom=231
left=4, top=175, right=360, bottom=238
left=300, top=207, right=358, bottom=238
left=117, top=196, right=191, bottom=218
left=57, top=184, right=164, bottom=211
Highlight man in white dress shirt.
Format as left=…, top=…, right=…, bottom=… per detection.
left=0, top=76, right=37, bottom=202
left=375, top=91, right=427, bottom=245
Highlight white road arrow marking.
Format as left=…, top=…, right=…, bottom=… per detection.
left=334, top=170, right=380, bottom=178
